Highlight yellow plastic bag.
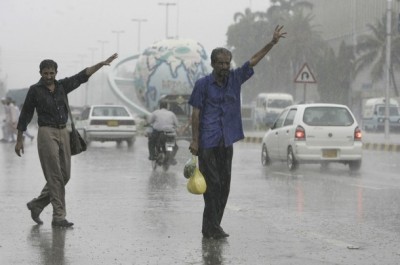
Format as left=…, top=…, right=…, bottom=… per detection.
left=187, top=167, right=207, bottom=195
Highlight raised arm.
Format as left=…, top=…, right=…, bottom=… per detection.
left=86, top=53, right=118, bottom=76
left=249, top=25, right=287, bottom=68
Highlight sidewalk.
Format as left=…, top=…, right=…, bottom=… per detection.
left=243, top=130, right=400, bottom=152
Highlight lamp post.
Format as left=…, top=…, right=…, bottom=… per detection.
left=131, top=18, right=147, bottom=53
left=111, top=30, right=125, bottom=54
left=98, top=40, right=109, bottom=103
left=158, top=2, right=176, bottom=39
left=384, top=0, right=392, bottom=139
left=85, top=47, right=98, bottom=106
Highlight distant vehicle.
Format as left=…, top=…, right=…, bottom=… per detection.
left=158, top=94, right=192, bottom=141
left=253, top=93, right=293, bottom=129
left=75, top=105, right=137, bottom=147
left=261, top=103, right=362, bottom=171
left=362, top=97, right=400, bottom=132
left=151, top=129, right=177, bottom=171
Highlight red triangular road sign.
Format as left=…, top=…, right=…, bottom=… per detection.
left=294, top=63, right=316, bottom=83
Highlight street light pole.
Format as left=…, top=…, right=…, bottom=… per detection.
left=86, top=47, right=98, bottom=106
left=385, top=0, right=392, bottom=139
left=158, top=2, right=176, bottom=39
left=111, top=30, right=125, bottom=54
left=132, top=18, right=147, bottom=53
left=98, top=40, right=109, bottom=104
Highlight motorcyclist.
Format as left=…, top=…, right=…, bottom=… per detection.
left=147, top=101, right=179, bottom=164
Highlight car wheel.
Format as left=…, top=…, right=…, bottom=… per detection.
left=261, top=144, right=271, bottom=166
left=127, top=137, right=135, bottom=148
left=349, top=160, right=361, bottom=171
left=320, top=161, right=329, bottom=170
left=287, top=147, right=299, bottom=171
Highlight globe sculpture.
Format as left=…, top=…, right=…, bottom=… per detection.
left=133, top=38, right=211, bottom=111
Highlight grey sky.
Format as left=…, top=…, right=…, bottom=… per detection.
left=0, top=0, right=270, bottom=89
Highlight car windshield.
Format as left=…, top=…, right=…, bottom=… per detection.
left=268, top=99, right=292, bottom=108
left=92, top=107, right=130, bottom=117
left=303, top=106, right=354, bottom=126
left=376, top=105, right=399, bottom=116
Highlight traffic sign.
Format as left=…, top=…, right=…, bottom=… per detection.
left=294, top=63, right=316, bottom=83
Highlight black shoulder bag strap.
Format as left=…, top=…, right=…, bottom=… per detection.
left=60, top=86, right=77, bottom=132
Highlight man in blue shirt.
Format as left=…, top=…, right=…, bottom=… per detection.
left=189, top=25, right=286, bottom=239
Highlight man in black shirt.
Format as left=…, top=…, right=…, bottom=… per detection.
left=15, top=53, right=118, bottom=227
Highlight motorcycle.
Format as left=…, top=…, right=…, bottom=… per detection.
left=152, top=130, right=177, bottom=171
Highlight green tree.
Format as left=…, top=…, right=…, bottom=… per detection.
left=355, top=11, right=400, bottom=96
left=316, top=42, right=355, bottom=104
left=227, top=8, right=272, bottom=102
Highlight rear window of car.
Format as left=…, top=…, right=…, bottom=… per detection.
left=303, top=106, right=354, bottom=126
left=91, top=107, right=130, bottom=117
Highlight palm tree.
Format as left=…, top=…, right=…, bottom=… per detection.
left=225, top=0, right=324, bottom=101
left=228, top=8, right=267, bottom=65
left=355, top=11, right=400, bottom=96
left=227, top=8, right=272, bottom=102
left=316, top=42, right=355, bottom=104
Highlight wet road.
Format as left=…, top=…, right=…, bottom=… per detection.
left=1, top=135, right=400, bottom=264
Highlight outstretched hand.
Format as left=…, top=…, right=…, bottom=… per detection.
left=271, top=25, right=287, bottom=44
left=104, top=53, right=118, bottom=66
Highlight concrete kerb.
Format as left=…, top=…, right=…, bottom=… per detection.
left=241, top=136, right=400, bottom=152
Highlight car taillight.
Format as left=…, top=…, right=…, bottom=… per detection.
left=295, top=126, right=306, bottom=141
left=354, top=127, right=362, bottom=141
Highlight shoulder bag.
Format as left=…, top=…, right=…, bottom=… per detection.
left=62, top=90, right=87, bottom=156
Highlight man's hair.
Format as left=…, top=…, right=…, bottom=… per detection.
left=39, top=59, right=58, bottom=72
left=210, top=47, right=232, bottom=64
left=159, top=101, right=168, bottom=109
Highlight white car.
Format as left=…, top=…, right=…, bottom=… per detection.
left=75, top=105, right=137, bottom=147
left=261, top=103, right=362, bottom=171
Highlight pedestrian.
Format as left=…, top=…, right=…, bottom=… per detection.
left=14, top=53, right=118, bottom=227
left=9, top=99, right=20, bottom=142
left=1, top=97, right=12, bottom=142
left=188, top=25, right=286, bottom=239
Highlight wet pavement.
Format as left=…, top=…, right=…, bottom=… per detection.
left=1, top=131, right=400, bottom=264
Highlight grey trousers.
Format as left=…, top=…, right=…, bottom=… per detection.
left=32, top=126, right=71, bottom=222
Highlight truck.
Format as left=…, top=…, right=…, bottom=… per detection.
left=253, top=93, right=294, bottom=129
left=158, top=94, right=192, bottom=141
left=362, top=97, right=400, bottom=132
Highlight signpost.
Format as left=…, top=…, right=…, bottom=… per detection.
left=294, top=63, right=316, bottom=102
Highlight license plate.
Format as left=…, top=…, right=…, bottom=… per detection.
left=166, top=143, right=174, bottom=151
left=107, top=120, right=119, bottom=126
left=322, top=149, right=337, bottom=158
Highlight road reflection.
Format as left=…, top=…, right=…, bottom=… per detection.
left=201, top=237, right=228, bottom=265
left=28, top=225, right=71, bottom=265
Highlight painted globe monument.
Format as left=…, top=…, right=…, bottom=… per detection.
left=133, top=38, right=211, bottom=111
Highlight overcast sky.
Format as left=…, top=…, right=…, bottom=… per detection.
left=0, top=0, right=271, bottom=89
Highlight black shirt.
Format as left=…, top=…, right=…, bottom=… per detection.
left=17, top=69, right=89, bottom=131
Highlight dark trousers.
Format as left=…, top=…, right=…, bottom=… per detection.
left=148, top=130, right=178, bottom=158
left=199, top=144, right=233, bottom=235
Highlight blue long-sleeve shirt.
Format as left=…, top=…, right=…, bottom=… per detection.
left=189, top=61, right=254, bottom=148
